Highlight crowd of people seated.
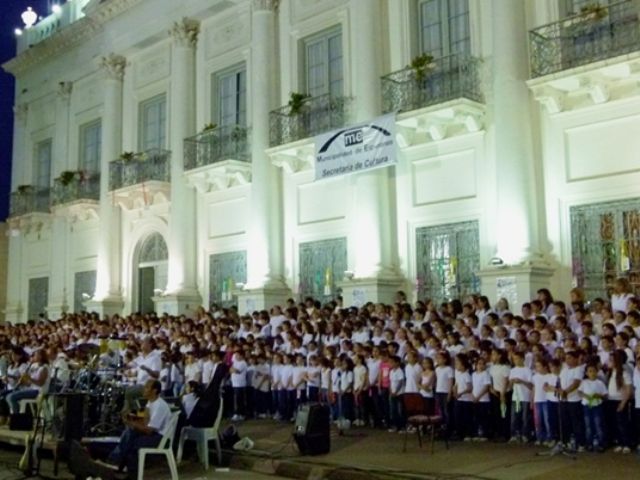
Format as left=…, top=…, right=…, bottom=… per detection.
left=0, top=277, right=639, bottom=478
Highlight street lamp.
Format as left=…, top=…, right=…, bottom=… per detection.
left=21, top=7, right=38, bottom=28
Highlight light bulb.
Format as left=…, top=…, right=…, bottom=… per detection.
left=21, top=7, right=38, bottom=28
left=52, top=4, right=62, bottom=14
left=14, top=28, right=23, bottom=36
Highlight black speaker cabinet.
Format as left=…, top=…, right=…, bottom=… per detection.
left=293, top=403, right=330, bottom=455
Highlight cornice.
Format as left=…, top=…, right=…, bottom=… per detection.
left=1, top=0, right=145, bottom=77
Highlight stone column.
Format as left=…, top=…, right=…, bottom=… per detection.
left=161, top=18, right=202, bottom=315
left=478, top=0, right=553, bottom=304
left=5, top=104, right=28, bottom=323
left=86, top=54, right=126, bottom=316
left=47, top=82, right=73, bottom=319
left=237, top=0, right=291, bottom=313
left=338, top=0, right=403, bottom=306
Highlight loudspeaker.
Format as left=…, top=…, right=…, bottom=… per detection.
left=293, top=403, right=330, bottom=455
left=62, top=393, right=85, bottom=441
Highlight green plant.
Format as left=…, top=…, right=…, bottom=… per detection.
left=59, top=170, right=77, bottom=186
left=230, top=126, right=245, bottom=141
left=580, top=3, right=608, bottom=20
left=120, top=151, right=135, bottom=162
left=410, top=54, right=435, bottom=83
left=202, top=122, right=217, bottom=132
left=17, top=185, right=33, bottom=195
left=288, top=92, right=310, bottom=116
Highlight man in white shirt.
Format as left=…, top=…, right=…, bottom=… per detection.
left=124, top=339, right=162, bottom=412
left=107, top=379, right=172, bottom=475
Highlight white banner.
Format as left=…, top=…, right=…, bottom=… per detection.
left=314, top=113, right=397, bottom=181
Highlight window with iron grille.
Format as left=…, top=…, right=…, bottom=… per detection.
left=416, top=220, right=480, bottom=303
left=570, top=199, right=640, bottom=300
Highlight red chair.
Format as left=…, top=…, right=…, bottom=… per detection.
left=402, top=393, right=448, bottom=453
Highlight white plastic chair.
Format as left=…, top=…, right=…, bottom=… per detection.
left=137, top=410, right=180, bottom=480
left=176, top=397, right=224, bottom=470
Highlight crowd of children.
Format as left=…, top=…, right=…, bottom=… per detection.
left=200, top=279, right=640, bottom=453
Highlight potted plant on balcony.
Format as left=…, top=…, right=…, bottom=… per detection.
left=202, top=122, right=217, bottom=133
left=17, top=185, right=33, bottom=195
left=58, top=170, right=77, bottom=186
left=288, top=92, right=310, bottom=116
left=119, top=151, right=136, bottom=162
left=409, top=53, right=435, bottom=83
left=580, top=3, right=608, bottom=21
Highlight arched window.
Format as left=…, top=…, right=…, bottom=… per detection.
left=138, top=233, right=168, bottom=264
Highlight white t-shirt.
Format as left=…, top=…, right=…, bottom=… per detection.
left=366, top=358, right=380, bottom=386
left=201, top=360, right=215, bottom=386
left=280, top=364, right=294, bottom=390
left=608, top=367, right=632, bottom=401
left=489, top=364, right=511, bottom=394
left=292, top=366, right=307, bottom=391
left=611, top=293, right=633, bottom=314
left=579, top=378, right=607, bottom=407
left=633, top=367, right=640, bottom=408
left=435, top=366, right=454, bottom=394
left=182, top=392, right=198, bottom=417
left=560, top=365, right=585, bottom=403
left=390, top=367, right=405, bottom=395
left=306, top=366, right=321, bottom=388
left=420, top=371, right=435, bottom=398
left=231, top=359, right=248, bottom=388
left=354, top=365, right=367, bottom=391
left=471, top=370, right=491, bottom=402
left=454, top=370, right=473, bottom=401
left=320, top=368, right=331, bottom=390
left=509, top=366, right=533, bottom=403
left=545, top=373, right=559, bottom=402
left=532, top=373, right=548, bottom=403
left=404, top=363, right=422, bottom=394
left=253, top=363, right=270, bottom=392
left=136, top=352, right=162, bottom=385
left=184, top=362, right=202, bottom=384
left=147, top=397, right=172, bottom=436
left=340, top=370, right=354, bottom=393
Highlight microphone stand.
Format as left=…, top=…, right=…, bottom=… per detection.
left=536, top=395, right=576, bottom=459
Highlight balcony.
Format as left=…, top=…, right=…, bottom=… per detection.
left=50, top=172, right=100, bottom=221
left=8, top=186, right=51, bottom=232
left=528, top=0, right=640, bottom=113
left=381, top=53, right=485, bottom=148
left=9, top=187, right=50, bottom=217
left=183, top=125, right=252, bottom=193
left=109, top=149, right=171, bottom=210
left=268, top=94, right=351, bottom=173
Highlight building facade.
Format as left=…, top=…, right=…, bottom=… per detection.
left=3, top=0, right=640, bottom=322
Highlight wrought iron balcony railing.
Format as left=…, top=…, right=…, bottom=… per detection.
left=269, top=94, right=351, bottom=147
left=9, top=187, right=51, bottom=218
left=530, top=0, right=640, bottom=78
left=51, top=172, right=100, bottom=206
left=381, top=53, right=483, bottom=114
left=109, top=148, right=171, bottom=191
left=184, top=125, right=250, bottom=171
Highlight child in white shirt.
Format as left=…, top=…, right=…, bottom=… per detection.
left=353, top=355, right=368, bottom=427
left=578, top=364, right=607, bottom=451
left=453, top=353, right=473, bottom=440
left=508, top=351, right=533, bottom=443
left=471, top=357, right=491, bottom=439
left=230, top=350, right=248, bottom=421
left=388, top=356, right=405, bottom=432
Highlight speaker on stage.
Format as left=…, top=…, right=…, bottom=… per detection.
left=293, top=403, right=330, bottom=455
left=62, top=393, right=85, bottom=441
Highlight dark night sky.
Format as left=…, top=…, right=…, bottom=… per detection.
left=0, top=0, right=51, bottom=221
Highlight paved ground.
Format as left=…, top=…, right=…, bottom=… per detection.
left=0, top=420, right=639, bottom=480
left=224, top=419, right=640, bottom=480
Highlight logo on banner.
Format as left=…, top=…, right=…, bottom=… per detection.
left=314, top=113, right=397, bottom=181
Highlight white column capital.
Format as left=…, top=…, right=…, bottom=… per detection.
left=13, top=103, right=28, bottom=124
left=169, top=18, right=200, bottom=48
left=57, top=81, right=73, bottom=102
left=252, top=0, right=279, bottom=12
left=99, top=53, right=127, bottom=81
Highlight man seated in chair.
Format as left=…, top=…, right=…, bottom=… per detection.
left=107, top=379, right=172, bottom=476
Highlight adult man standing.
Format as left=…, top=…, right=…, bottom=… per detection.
left=124, top=338, right=161, bottom=412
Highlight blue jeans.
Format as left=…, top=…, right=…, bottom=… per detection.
left=389, top=394, right=404, bottom=430
left=108, top=427, right=161, bottom=473
left=534, top=402, right=551, bottom=442
left=6, top=388, right=39, bottom=414
left=510, top=401, right=531, bottom=439
left=583, top=404, right=604, bottom=448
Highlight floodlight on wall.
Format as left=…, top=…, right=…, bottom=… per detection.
left=489, top=256, right=505, bottom=266
left=153, top=288, right=165, bottom=296
left=81, top=293, right=92, bottom=300
left=235, top=282, right=245, bottom=289
left=14, top=28, right=23, bottom=36
left=344, top=270, right=355, bottom=280
left=21, top=7, right=38, bottom=28
left=52, top=4, right=62, bottom=14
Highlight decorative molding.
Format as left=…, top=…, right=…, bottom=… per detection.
left=252, top=0, right=280, bottom=12
left=170, top=18, right=200, bottom=48
left=13, top=103, right=28, bottom=124
left=57, top=81, right=73, bottom=102
left=99, top=53, right=127, bottom=81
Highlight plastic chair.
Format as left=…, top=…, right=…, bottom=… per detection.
left=176, top=397, right=224, bottom=470
left=137, top=410, right=180, bottom=480
left=401, top=393, right=447, bottom=453
left=19, top=399, right=37, bottom=415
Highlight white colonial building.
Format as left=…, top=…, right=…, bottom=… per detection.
left=3, top=0, right=640, bottom=322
